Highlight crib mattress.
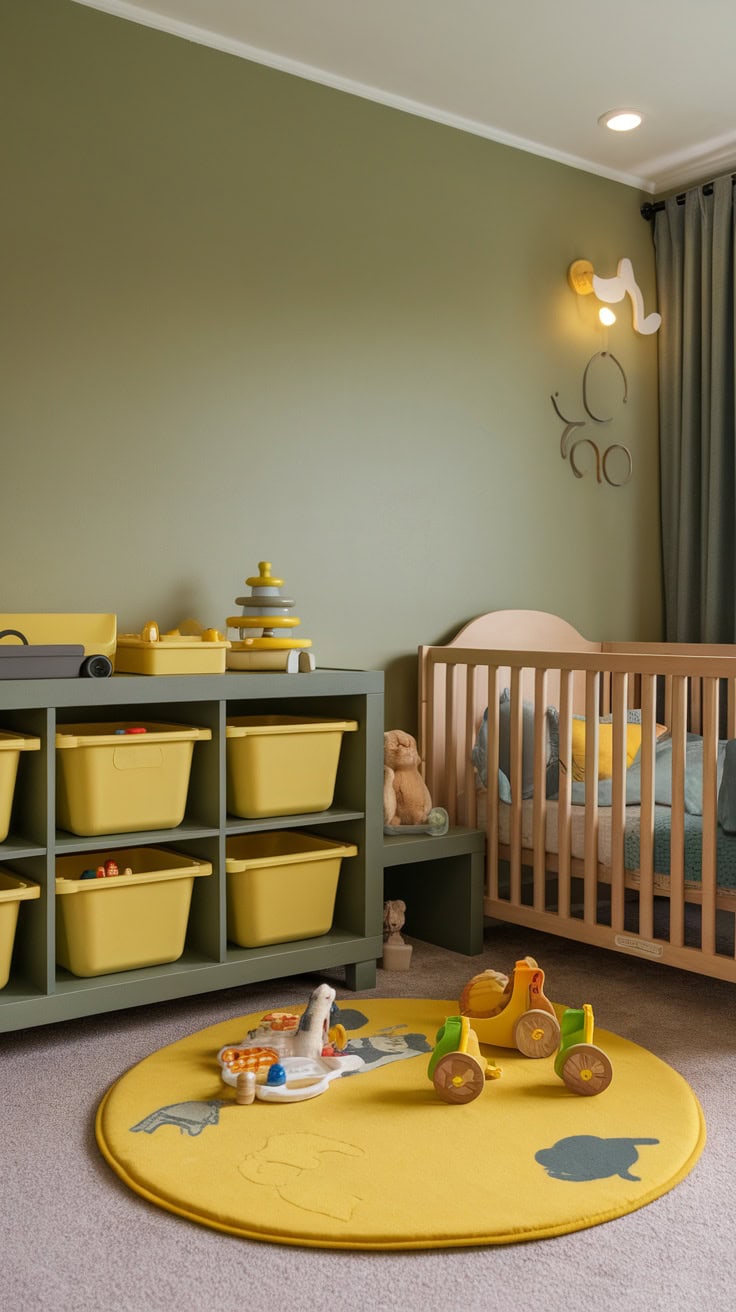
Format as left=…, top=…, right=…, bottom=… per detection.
left=476, top=791, right=736, bottom=892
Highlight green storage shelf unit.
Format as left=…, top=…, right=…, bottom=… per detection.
left=383, top=826, right=486, bottom=956
left=0, top=669, right=384, bottom=1032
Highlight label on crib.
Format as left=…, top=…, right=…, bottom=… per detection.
left=614, top=934, right=664, bottom=959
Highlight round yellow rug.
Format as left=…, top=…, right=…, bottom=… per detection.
left=96, top=998, right=705, bottom=1249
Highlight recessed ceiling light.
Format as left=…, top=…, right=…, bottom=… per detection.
left=598, top=109, right=643, bottom=132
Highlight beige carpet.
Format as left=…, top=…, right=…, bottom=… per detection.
left=2, top=922, right=733, bottom=1310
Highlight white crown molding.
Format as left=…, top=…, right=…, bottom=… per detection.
left=72, top=1, right=652, bottom=193
left=643, top=133, right=736, bottom=197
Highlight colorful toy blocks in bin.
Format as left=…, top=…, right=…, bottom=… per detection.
left=225, top=831, right=357, bottom=947
left=0, top=731, right=41, bottom=842
left=55, top=847, right=212, bottom=976
left=225, top=715, right=357, bottom=818
left=55, top=721, right=212, bottom=836
left=0, top=870, right=40, bottom=989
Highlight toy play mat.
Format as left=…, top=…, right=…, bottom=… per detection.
left=96, top=998, right=705, bottom=1249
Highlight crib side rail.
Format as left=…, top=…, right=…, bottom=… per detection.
left=420, top=645, right=736, bottom=807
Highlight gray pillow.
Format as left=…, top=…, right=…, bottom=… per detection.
left=472, top=689, right=559, bottom=799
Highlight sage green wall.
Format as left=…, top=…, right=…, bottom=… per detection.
left=2, top=1, right=661, bottom=729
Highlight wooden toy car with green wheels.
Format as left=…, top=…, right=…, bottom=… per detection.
left=554, top=1002, right=612, bottom=1095
left=428, top=1014, right=502, bottom=1104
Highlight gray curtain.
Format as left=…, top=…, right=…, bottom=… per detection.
left=654, top=174, right=736, bottom=641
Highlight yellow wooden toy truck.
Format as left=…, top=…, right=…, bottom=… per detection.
left=428, top=957, right=612, bottom=1103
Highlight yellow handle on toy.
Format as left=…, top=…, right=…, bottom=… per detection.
left=329, top=1024, right=347, bottom=1051
left=245, top=561, right=284, bottom=589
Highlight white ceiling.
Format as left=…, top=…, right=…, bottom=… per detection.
left=74, top=0, right=736, bottom=195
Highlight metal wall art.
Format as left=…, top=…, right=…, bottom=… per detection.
left=551, top=350, right=632, bottom=487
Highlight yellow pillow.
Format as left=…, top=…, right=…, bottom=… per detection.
left=571, top=719, right=642, bottom=782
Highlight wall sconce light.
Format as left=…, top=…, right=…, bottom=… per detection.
left=568, top=257, right=661, bottom=335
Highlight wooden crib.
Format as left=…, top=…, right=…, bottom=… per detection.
left=419, top=610, right=736, bottom=984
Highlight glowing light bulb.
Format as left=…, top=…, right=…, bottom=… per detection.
left=599, top=306, right=616, bottom=327
left=598, top=110, right=642, bottom=132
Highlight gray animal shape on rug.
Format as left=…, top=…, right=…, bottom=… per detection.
left=131, top=1101, right=225, bottom=1136
left=535, top=1134, right=660, bottom=1181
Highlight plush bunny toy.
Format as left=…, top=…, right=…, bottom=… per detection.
left=383, top=729, right=433, bottom=826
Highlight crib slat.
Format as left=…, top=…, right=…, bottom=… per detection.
left=669, top=676, right=687, bottom=947
left=610, top=672, right=628, bottom=933
left=701, top=677, right=719, bottom=955
left=486, top=666, right=500, bottom=901
left=508, top=668, right=523, bottom=904
left=464, top=667, right=478, bottom=829
left=424, top=657, right=439, bottom=806
left=638, top=674, right=657, bottom=940
left=444, top=665, right=458, bottom=826
left=533, top=669, right=548, bottom=911
left=557, top=670, right=572, bottom=918
left=583, top=671, right=600, bottom=926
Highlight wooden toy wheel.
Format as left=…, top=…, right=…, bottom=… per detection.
left=560, top=1044, right=613, bottom=1096
left=514, top=1009, right=560, bottom=1058
left=432, top=1052, right=486, bottom=1104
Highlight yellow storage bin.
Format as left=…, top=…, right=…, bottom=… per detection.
left=55, top=846, right=212, bottom=977
left=225, top=716, right=358, bottom=819
left=0, top=870, right=40, bottom=989
left=225, top=830, right=357, bottom=947
left=55, top=721, right=212, bottom=836
left=115, top=634, right=230, bottom=675
left=0, top=730, right=41, bottom=843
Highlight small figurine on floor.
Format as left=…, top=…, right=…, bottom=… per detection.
left=382, top=898, right=413, bottom=971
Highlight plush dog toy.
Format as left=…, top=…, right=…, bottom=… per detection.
left=383, top=729, right=433, bottom=826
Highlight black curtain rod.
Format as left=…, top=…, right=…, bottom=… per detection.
left=641, top=174, right=736, bottom=220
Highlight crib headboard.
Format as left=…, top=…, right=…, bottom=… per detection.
left=418, top=609, right=612, bottom=825
left=432, top=610, right=596, bottom=655
left=419, top=610, right=599, bottom=781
